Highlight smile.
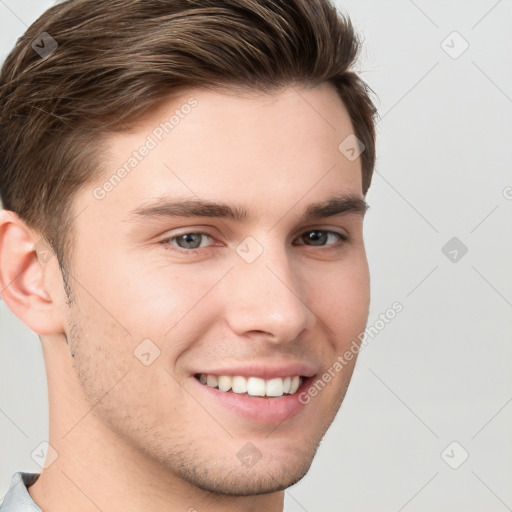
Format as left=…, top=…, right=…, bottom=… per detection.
left=195, top=374, right=303, bottom=397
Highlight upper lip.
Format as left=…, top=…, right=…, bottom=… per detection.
left=193, top=362, right=317, bottom=380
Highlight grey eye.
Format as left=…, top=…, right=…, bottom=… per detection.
left=296, top=230, right=345, bottom=247
left=175, top=233, right=205, bottom=249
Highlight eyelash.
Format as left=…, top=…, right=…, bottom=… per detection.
left=159, top=229, right=350, bottom=256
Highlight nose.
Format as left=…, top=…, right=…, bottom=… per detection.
left=222, top=243, right=316, bottom=344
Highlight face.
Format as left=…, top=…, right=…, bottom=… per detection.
left=60, top=83, right=370, bottom=495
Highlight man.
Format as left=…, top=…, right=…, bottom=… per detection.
left=0, top=0, right=376, bottom=510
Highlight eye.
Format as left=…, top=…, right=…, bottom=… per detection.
left=294, top=229, right=349, bottom=247
left=161, top=231, right=214, bottom=253
left=160, top=228, right=349, bottom=255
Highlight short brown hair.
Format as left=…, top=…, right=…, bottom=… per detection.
left=0, top=0, right=377, bottom=281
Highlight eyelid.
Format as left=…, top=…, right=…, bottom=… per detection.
left=295, top=224, right=350, bottom=240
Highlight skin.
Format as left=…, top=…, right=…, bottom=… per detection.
left=0, top=82, right=370, bottom=512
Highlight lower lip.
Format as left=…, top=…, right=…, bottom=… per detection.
left=191, top=376, right=313, bottom=424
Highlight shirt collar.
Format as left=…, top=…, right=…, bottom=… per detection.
left=0, top=472, right=42, bottom=512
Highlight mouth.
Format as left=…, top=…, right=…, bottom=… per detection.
left=194, top=373, right=304, bottom=398
left=191, top=368, right=316, bottom=424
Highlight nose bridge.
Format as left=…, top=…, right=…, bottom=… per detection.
left=223, top=238, right=315, bottom=341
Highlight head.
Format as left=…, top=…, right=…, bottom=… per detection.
left=0, top=0, right=376, bottom=497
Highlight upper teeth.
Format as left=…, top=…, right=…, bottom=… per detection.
left=198, top=374, right=302, bottom=397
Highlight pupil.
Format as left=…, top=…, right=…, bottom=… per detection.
left=180, top=233, right=201, bottom=249
left=307, top=231, right=326, bottom=245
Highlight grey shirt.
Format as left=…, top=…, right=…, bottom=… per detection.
left=0, top=472, right=41, bottom=512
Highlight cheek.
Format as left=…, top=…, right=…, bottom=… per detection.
left=78, top=245, right=227, bottom=339
left=307, top=257, right=370, bottom=335
left=122, top=265, right=229, bottom=340
left=339, top=270, right=370, bottom=331
left=67, top=295, right=180, bottom=421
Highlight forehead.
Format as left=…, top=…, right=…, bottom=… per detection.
left=75, top=83, right=363, bottom=226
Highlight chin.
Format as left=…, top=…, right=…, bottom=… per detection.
left=161, top=440, right=320, bottom=497
left=187, top=457, right=315, bottom=496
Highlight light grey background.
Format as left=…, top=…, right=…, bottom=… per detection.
left=1, top=1, right=511, bottom=510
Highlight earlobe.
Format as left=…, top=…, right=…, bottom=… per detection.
left=0, top=209, right=65, bottom=335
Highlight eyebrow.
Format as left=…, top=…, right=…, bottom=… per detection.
left=128, top=193, right=368, bottom=223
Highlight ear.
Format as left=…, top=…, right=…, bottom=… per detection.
left=0, top=209, right=65, bottom=335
